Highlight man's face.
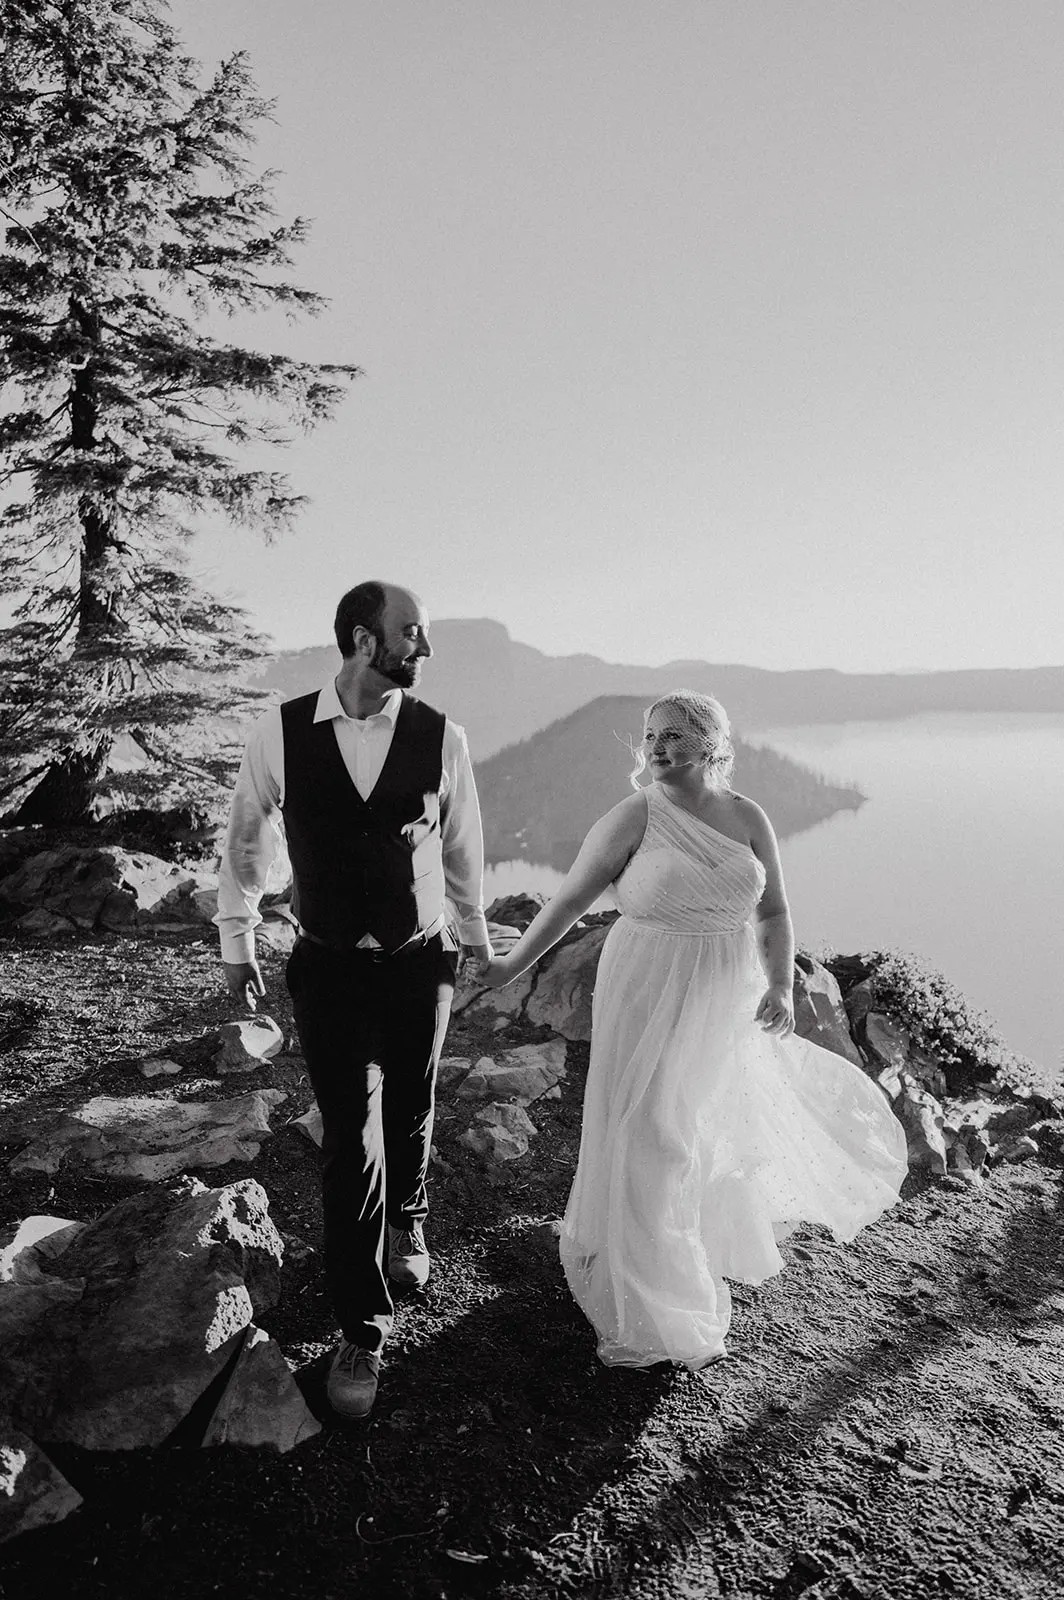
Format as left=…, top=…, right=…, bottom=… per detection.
left=368, top=591, right=433, bottom=689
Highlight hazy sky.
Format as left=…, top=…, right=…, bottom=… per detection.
left=171, top=1, right=1064, bottom=671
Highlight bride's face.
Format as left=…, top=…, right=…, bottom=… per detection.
left=643, top=707, right=705, bottom=780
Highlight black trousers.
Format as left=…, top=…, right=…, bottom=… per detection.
left=285, top=933, right=458, bottom=1351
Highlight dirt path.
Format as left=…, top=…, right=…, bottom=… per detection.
left=2, top=933, right=1062, bottom=1600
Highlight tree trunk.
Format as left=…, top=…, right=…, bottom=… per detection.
left=12, top=740, right=112, bottom=826
left=13, top=313, right=121, bottom=827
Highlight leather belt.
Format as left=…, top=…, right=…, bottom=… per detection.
left=296, top=927, right=436, bottom=960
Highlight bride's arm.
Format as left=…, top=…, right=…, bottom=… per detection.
left=482, top=792, right=648, bottom=986
left=741, top=797, right=796, bottom=1034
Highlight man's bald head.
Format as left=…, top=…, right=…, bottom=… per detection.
left=334, top=581, right=424, bottom=658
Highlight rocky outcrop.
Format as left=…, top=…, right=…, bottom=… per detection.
left=0, top=845, right=211, bottom=934
left=9, top=1091, right=286, bottom=1181
left=0, top=1179, right=289, bottom=1450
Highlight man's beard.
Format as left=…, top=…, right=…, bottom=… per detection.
left=371, top=639, right=420, bottom=688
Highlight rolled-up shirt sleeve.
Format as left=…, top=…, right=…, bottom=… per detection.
left=215, top=708, right=285, bottom=965
left=440, top=723, right=490, bottom=948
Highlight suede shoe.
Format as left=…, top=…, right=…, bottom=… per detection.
left=326, top=1342, right=380, bottom=1420
left=387, top=1222, right=430, bottom=1289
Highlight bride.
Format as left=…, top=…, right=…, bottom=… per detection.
left=482, top=690, right=908, bottom=1369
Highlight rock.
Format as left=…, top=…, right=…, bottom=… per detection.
left=459, top=1103, right=537, bottom=1162
left=13, top=908, right=76, bottom=938
left=842, top=977, right=875, bottom=1028
left=436, top=1057, right=473, bottom=1092
left=0, top=1179, right=283, bottom=1450
left=137, top=1056, right=184, bottom=1079
left=0, top=1424, right=82, bottom=1543
left=256, top=916, right=297, bottom=953
left=524, top=924, right=611, bottom=1042
left=892, top=1074, right=948, bottom=1175
left=522, top=1219, right=563, bottom=1261
left=484, top=893, right=546, bottom=931
left=456, top=1040, right=567, bottom=1105
left=455, top=964, right=536, bottom=1019
left=201, top=1325, right=320, bottom=1451
left=0, top=1216, right=82, bottom=1284
left=9, top=1090, right=286, bottom=1181
left=212, top=1017, right=284, bottom=1074
left=863, top=1012, right=910, bottom=1070
left=291, top=1104, right=323, bottom=1147
left=996, top=1134, right=1039, bottom=1163
left=792, top=955, right=863, bottom=1066
left=0, top=845, right=200, bottom=933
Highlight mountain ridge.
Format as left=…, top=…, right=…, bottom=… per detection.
left=250, top=619, right=1064, bottom=760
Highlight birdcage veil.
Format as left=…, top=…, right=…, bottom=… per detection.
left=629, top=690, right=735, bottom=790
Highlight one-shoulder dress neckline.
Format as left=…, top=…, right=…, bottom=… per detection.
left=649, top=784, right=754, bottom=857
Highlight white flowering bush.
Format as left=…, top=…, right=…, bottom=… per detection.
left=862, top=949, right=1032, bottom=1092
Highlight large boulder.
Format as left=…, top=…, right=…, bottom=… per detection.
left=791, top=954, right=863, bottom=1066
left=0, top=845, right=216, bottom=934
left=0, top=1423, right=82, bottom=1543
left=0, top=1179, right=283, bottom=1450
left=524, top=923, right=612, bottom=1042
left=9, top=1090, right=286, bottom=1181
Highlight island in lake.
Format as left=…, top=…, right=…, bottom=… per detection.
left=473, top=695, right=864, bottom=871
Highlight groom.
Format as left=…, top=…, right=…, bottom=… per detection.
left=216, top=580, right=492, bottom=1419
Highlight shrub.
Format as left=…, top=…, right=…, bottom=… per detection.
left=861, top=948, right=1034, bottom=1093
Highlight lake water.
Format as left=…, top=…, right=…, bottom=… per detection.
left=484, top=713, right=1064, bottom=1072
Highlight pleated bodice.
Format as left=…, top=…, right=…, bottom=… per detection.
left=614, top=784, right=766, bottom=933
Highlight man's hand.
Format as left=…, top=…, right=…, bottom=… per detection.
left=224, top=959, right=265, bottom=1013
left=458, top=942, right=493, bottom=982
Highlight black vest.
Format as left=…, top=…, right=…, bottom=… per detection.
left=280, top=691, right=447, bottom=952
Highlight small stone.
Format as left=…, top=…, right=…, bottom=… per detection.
left=0, top=1426, right=82, bottom=1544
left=436, top=1056, right=473, bottom=1092
left=212, top=1017, right=284, bottom=1074
left=201, top=1325, right=321, bottom=1452
left=137, top=1056, right=183, bottom=1079
left=291, top=1104, right=323, bottom=1147
left=459, top=1102, right=537, bottom=1162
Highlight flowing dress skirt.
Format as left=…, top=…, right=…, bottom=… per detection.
left=559, top=917, right=908, bottom=1368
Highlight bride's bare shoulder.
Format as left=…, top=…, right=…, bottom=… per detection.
left=589, top=789, right=650, bottom=847
left=726, top=791, right=775, bottom=845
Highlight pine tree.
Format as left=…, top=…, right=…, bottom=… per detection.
left=0, top=0, right=358, bottom=824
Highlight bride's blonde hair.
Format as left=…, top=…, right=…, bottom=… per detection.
left=629, top=690, right=735, bottom=791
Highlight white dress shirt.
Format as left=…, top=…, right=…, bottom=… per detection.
left=216, top=682, right=490, bottom=964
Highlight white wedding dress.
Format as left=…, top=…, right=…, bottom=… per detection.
left=559, top=783, right=908, bottom=1369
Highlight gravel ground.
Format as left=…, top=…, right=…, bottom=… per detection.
left=1, top=928, right=1062, bottom=1600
